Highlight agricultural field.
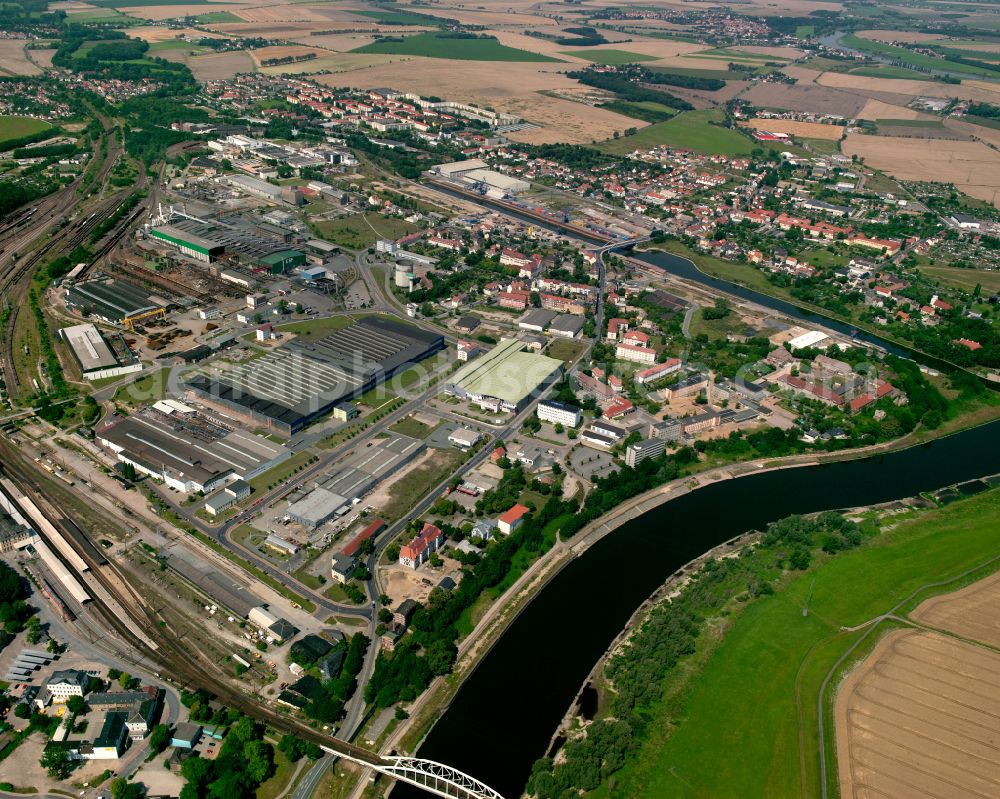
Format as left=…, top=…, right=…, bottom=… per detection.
left=918, top=265, right=1000, bottom=294
left=352, top=32, right=561, bottom=62
left=313, top=213, right=419, bottom=250
left=845, top=32, right=1000, bottom=79
left=0, top=115, right=52, bottom=146
left=604, top=486, right=1000, bottom=799
left=316, top=61, right=638, bottom=145
left=186, top=50, right=255, bottom=80
left=912, top=568, right=1000, bottom=648
left=599, top=109, right=755, bottom=156
left=842, top=132, right=1000, bottom=208
left=561, top=49, right=658, bottom=64
left=195, top=10, right=243, bottom=23
left=744, top=118, right=845, bottom=141
left=0, top=40, right=43, bottom=75
left=259, top=53, right=407, bottom=76
left=348, top=7, right=443, bottom=26
left=836, top=629, right=1000, bottom=799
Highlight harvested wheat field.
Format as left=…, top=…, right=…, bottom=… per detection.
left=0, top=40, right=42, bottom=76
left=911, top=569, right=1000, bottom=647
left=128, top=4, right=247, bottom=21
left=187, top=50, right=255, bottom=80
left=843, top=132, right=1000, bottom=207
left=259, top=53, right=408, bottom=75
left=233, top=4, right=363, bottom=24
left=819, top=71, right=1000, bottom=104
left=836, top=628, right=1000, bottom=799
left=744, top=118, right=844, bottom=140
left=129, top=26, right=229, bottom=43
left=745, top=82, right=866, bottom=116
left=856, top=29, right=946, bottom=43
left=250, top=44, right=322, bottom=65
left=316, top=59, right=641, bottom=144
left=857, top=98, right=932, bottom=121
left=291, top=33, right=377, bottom=51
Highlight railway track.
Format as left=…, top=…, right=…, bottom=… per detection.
left=0, top=447, right=385, bottom=767
left=1, top=189, right=131, bottom=397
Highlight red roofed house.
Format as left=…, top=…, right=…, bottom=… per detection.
left=607, top=318, right=629, bottom=340
left=500, top=248, right=532, bottom=268
left=850, top=394, right=876, bottom=414
left=498, top=290, right=531, bottom=310
left=490, top=445, right=507, bottom=463
left=498, top=504, right=530, bottom=535
left=399, top=523, right=445, bottom=569
left=342, top=518, right=386, bottom=558
left=622, top=331, right=650, bottom=347
left=616, top=342, right=656, bottom=365
left=608, top=374, right=623, bottom=394
left=955, top=338, right=982, bottom=351
left=604, top=398, right=635, bottom=420
left=634, top=359, right=681, bottom=385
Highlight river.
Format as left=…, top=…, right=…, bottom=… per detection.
left=393, top=420, right=1000, bottom=799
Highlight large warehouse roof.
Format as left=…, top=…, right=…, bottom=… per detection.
left=98, top=410, right=288, bottom=487
left=186, top=316, right=443, bottom=432
left=150, top=224, right=221, bottom=255
left=65, top=279, right=163, bottom=324
left=60, top=323, right=118, bottom=372
left=450, top=338, right=562, bottom=406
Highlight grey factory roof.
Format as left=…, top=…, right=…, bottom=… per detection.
left=65, top=279, right=162, bottom=323
left=186, top=316, right=443, bottom=431
left=549, top=315, right=585, bottom=336
left=97, top=411, right=286, bottom=487
left=517, top=309, right=557, bottom=330
left=162, top=550, right=261, bottom=617
left=60, top=323, right=118, bottom=372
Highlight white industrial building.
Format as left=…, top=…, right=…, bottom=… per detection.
left=59, top=323, right=142, bottom=382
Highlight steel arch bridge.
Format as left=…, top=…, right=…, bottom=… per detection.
left=320, top=747, right=506, bottom=799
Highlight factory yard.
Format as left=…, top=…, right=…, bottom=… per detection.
left=836, top=628, right=1000, bottom=799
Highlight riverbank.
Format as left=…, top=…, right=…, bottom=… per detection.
left=381, top=408, right=1000, bottom=780
left=562, top=484, right=1000, bottom=799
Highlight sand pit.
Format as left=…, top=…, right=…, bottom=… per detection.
left=843, top=132, right=1000, bottom=207
left=315, top=59, right=642, bottom=144
left=836, top=628, right=1000, bottom=799
left=911, top=569, right=1000, bottom=647
left=744, top=118, right=844, bottom=140
left=0, top=40, right=42, bottom=76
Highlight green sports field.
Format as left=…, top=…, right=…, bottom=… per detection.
left=0, top=116, right=52, bottom=147
left=352, top=32, right=560, bottom=62
left=562, top=48, right=657, bottom=64
left=598, top=109, right=755, bottom=156
left=605, top=487, right=1000, bottom=799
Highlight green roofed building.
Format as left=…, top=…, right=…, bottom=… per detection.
left=445, top=337, right=562, bottom=413
left=258, top=250, right=305, bottom=274
left=149, top=225, right=224, bottom=263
